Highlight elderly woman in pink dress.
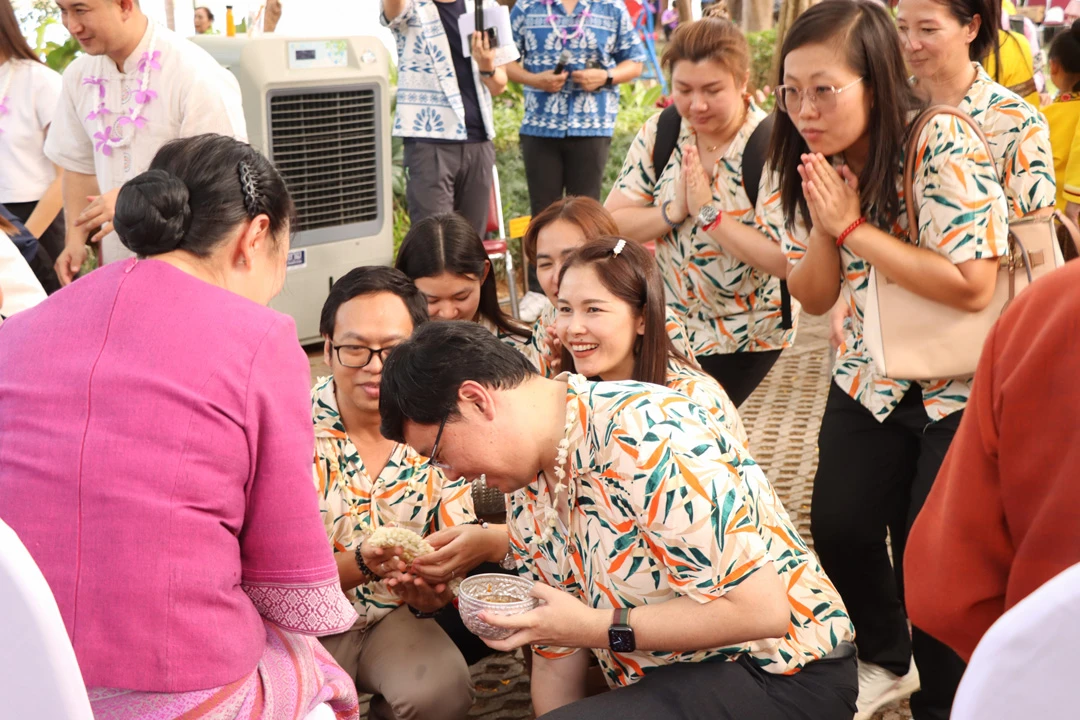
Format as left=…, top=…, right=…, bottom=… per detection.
left=0, top=134, right=360, bottom=719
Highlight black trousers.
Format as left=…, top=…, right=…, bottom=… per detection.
left=540, top=646, right=858, bottom=720
left=520, top=134, right=612, bottom=292
left=696, top=349, right=783, bottom=407
left=5, top=200, right=63, bottom=294
left=811, top=382, right=967, bottom=720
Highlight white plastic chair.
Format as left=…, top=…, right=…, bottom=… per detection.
left=0, top=519, right=94, bottom=720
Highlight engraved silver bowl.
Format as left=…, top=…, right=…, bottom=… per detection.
left=457, top=573, right=538, bottom=641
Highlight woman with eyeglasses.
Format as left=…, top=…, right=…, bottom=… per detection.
left=605, top=18, right=803, bottom=408
left=395, top=212, right=531, bottom=348
left=771, top=2, right=1009, bottom=718
left=554, top=236, right=748, bottom=447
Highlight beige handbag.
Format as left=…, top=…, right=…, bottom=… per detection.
left=863, top=105, right=1080, bottom=381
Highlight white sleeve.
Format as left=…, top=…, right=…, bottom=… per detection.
left=34, top=64, right=63, bottom=130
left=0, top=233, right=46, bottom=320
left=43, top=62, right=96, bottom=176
left=178, top=63, right=248, bottom=143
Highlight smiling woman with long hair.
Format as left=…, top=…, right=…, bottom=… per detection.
left=771, top=1, right=1009, bottom=717
left=605, top=18, right=802, bottom=408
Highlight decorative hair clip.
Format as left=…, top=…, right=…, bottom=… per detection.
left=612, top=239, right=627, bottom=256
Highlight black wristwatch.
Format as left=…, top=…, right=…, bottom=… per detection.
left=608, top=607, right=635, bottom=652
left=604, top=68, right=614, bottom=88
left=480, top=69, right=496, bottom=77
left=409, top=605, right=440, bottom=619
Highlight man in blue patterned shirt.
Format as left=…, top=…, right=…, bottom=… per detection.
left=506, top=0, right=646, bottom=218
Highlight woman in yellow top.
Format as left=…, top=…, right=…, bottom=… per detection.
left=1042, top=20, right=1080, bottom=219
left=982, top=29, right=1040, bottom=106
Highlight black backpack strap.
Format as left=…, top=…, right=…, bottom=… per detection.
left=740, top=112, right=792, bottom=330
left=651, top=104, right=683, bottom=180
left=741, top=112, right=775, bottom=208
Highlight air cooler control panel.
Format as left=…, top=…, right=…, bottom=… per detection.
left=287, top=40, right=349, bottom=70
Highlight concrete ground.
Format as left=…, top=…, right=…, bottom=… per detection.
left=308, top=313, right=913, bottom=720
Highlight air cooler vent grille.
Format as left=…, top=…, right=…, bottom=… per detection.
left=268, top=88, right=379, bottom=232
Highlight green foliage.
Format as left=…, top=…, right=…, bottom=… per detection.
left=43, top=34, right=81, bottom=72
left=17, top=2, right=81, bottom=72
left=746, top=28, right=777, bottom=93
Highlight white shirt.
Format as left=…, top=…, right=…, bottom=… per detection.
left=0, top=232, right=46, bottom=321
left=0, top=60, right=62, bottom=204
left=952, top=562, right=1080, bottom=719
left=45, top=20, right=247, bottom=264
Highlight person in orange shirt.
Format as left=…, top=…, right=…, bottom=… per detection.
left=905, top=259, right=1080, bottom=662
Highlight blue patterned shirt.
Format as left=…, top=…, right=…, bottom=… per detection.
left=510, top=0, right=646, bottom=138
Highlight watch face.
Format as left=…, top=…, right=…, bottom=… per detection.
left=698, top=204, right=719, bottom=225
left=608, top=626, right=636, bottom=653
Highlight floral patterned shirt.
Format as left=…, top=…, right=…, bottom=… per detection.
left=510, top=0, right=646, bottom=138
left=782, top=114, right=1009, bottom=422
left=507, top=374, right=854, bottom=687
left=311, top=376, right=476, bottom=628
left=666, top=359, right=748, bottom=449
left=613, top=104, right=803, bottom=358
left=958, top=63, right=1056, bottom=218
left=521, top=303, right=699, bottom=376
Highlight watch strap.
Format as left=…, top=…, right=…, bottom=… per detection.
left=480, top=69, right=496, bottom=77
left=612, top=607, right=631, bottom=626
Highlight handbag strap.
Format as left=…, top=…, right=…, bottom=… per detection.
left=1053, top=209, right=1080, bottom=257
left=903, top=105, right=995, bottom=247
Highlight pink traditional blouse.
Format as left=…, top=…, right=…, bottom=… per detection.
left=0, top=258, right=357, bottom=695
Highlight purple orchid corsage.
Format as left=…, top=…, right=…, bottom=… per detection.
left=93, top=126, right=117, bottom=156
left=83, top=76, right=107, bottom=99
left=116, top=107, right=148, bottom=129
left=133, top=88, right=157, bottom=105
left=138, top=51, right=162, bottom=74
left=86, top=102, right=112, bottom=121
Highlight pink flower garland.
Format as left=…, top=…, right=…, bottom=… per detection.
left=542, top=0, right=592, bottom=43
left=84, top=25, right=160, bottom=156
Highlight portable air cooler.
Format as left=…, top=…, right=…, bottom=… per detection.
left=193, top=35, right=393, bottom=343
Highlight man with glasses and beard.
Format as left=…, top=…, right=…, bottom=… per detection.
left=312, top=266, right=511, bottom=720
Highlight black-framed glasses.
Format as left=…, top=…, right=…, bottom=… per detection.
left=774, top=77, right=864, bottom=115
left=331, top=343, right=397, bottom=369
left=427, top=415, right=451, bottom=470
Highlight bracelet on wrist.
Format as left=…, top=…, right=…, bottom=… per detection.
left=660, top=200, right=681, bottom=228
left=836, top=216, right=867, bottom=247
left=354, top=542, right=376, bottom=584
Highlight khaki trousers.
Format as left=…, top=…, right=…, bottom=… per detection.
left=319, top=606, right=474, bottom=720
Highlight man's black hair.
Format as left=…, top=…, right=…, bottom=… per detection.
left=320, top=266, right=429, bottom=338
left=379, top=320, right=537, bottom=442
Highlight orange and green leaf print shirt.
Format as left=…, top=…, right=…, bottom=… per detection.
left=507, top=374, right=854, bottom=688
left=783, top=112, right=1009, bottom=422
left=311, top=376, right=476, bottom=628
left=612, top=102, right=803, bottom=358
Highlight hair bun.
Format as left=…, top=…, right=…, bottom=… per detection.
left=1071, top=18, right=1080, bottom=37
left=114, top=169, right=193, bottom=256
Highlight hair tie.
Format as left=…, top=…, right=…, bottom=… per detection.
left=612, top=239, right=627, bottom=256
left=237, top=161, right=261, bottom=218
